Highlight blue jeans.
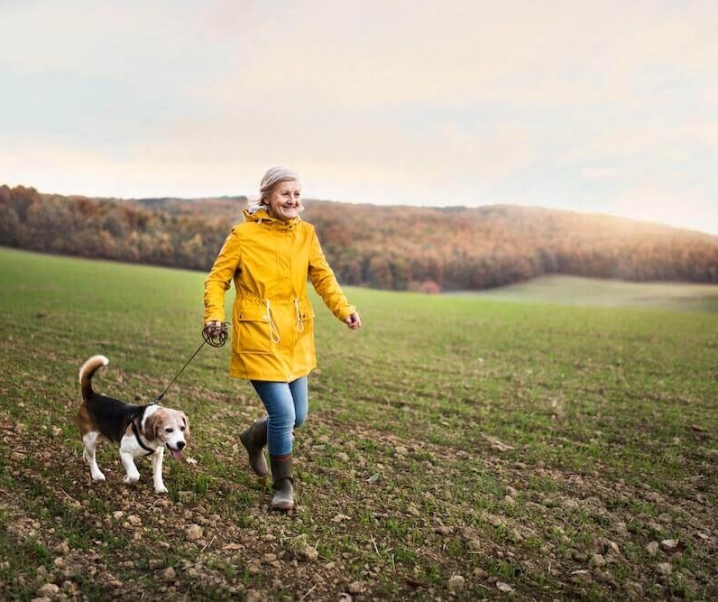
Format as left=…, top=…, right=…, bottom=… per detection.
left=251, top=377, right=308, bottom=456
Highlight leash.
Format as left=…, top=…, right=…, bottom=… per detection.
left=122, top=324, right=229, bottom=454
left=153, top=323, right=230, bottom=403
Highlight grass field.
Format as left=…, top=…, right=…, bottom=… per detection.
left=1, top=246, right=717, bottom=601
left=459, top=274, right=718, bottom=313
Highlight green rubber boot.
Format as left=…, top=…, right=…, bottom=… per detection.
left=239, top=418, right=269, bottom=477
left=270, top=454, right=294, bottom=511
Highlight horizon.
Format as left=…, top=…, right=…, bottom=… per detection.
left=1, top=1, right=716, bottom=235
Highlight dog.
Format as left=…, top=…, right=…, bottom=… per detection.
left=77, top=355, right=190, bottom=493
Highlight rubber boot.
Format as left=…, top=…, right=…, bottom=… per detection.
left=269, top=454, right=294, bottom=511
left=239, top=418, right=269, bottom=478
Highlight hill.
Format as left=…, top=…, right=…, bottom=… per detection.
left=2, top=184, right=717, bottom=291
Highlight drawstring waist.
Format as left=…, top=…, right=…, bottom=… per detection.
left=265, top=300, right=281, bottom=344
left=294, top=298, right=305, bottom=333
left=262, top=298, right=306, bottom=345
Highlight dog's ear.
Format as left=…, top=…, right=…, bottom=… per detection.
left=143, top=410, right=164, bottom=441
left=180, top=412, right=190, bottom=441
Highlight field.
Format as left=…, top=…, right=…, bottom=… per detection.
left=466, top=274, right=718, bottom=313
left=0, top=246, right=717, bottom=601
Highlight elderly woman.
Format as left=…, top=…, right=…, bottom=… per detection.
left=204, top=166, right=361, bottom=511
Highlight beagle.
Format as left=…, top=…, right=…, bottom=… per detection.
left=76, top=355, right=190, bottom=493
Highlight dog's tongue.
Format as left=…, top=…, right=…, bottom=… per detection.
left=170, top=448, right=184, bottom=461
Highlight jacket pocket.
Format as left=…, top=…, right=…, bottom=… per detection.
left=233, top=302, right=271, bottom=355
left=295, top=298, right=315, bottom=328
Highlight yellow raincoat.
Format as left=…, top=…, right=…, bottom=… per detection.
left=204, top=208, right=356, bottom=381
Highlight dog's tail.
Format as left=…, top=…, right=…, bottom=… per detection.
left=79, top=355, right=109, bottom=400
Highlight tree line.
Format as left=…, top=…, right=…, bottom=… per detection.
left=2, top=184, right=717, bottom=291
left=0, top=186, right=231, bottom=272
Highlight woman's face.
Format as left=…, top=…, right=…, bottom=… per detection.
left=265, top=179, right=302, bottom=221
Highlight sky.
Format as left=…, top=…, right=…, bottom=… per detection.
left=1, top=0, right=717, bottom=234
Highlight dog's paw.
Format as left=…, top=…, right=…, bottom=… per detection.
left=124, top=474, right=140, bottom=485
left=91, top=471, right=106, bottom=482
left=154, top=484, right=168, bottom=494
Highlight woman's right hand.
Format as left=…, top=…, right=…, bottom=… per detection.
left=203, top=320, right=223, bottom=337
left=203, top=320, right=230, bottom=347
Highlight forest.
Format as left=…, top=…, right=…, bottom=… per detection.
left=2, top=184, right=717, bottom=292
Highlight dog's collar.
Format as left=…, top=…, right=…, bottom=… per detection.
left=131, top=420, right=155, bottom=456
left=130, top=404, right=158, bottom=456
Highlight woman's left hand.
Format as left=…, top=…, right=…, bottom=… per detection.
left=345, top=313, right=362, bottom=330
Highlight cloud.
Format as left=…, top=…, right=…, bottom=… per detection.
left=0, top=0, right=716, bottom=233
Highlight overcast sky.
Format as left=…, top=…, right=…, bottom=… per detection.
left=1, top=1, right=716, bottom=234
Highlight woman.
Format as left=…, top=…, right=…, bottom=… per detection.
left=204, top=166, right=361, bottom=511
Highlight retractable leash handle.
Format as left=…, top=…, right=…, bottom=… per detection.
left=154, top=323, right=230, bottom=403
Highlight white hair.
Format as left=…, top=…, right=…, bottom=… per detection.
left=258, top=166, right=301, bottom=205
